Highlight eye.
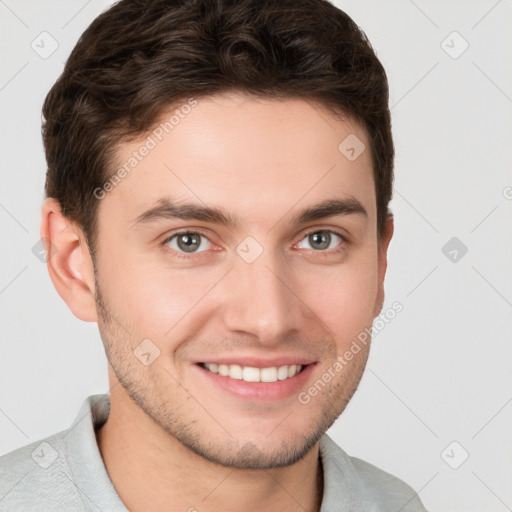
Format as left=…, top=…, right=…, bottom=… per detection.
left=296, top=230, right=344, bottom=252
left=163, top=231, right=212, bottom=254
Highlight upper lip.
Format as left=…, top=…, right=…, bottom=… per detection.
left=196, top=357, right=316, bottom=368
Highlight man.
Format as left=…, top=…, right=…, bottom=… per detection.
left=0, top=0, right=427, bottom=510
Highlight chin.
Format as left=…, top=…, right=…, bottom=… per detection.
left=175, top=432, right=323, bottom=470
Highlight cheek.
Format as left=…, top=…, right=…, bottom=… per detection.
left=103, top=252, right=222, bottom=341
left=98, top=231, right=380, bottom=354
left=300, top=257, right=379, bottom=348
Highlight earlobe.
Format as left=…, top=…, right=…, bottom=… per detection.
left=373, top=214, right=394, bottom=317
left=40, top=198, right=98, bottom=322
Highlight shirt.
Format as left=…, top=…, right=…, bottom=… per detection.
left=0, top=394, right=427, bottom=511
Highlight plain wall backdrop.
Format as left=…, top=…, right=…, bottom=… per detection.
left=1, top=1, right=511, bottom=511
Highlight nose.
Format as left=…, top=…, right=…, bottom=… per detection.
left=219, top=247, right=306, bottom=346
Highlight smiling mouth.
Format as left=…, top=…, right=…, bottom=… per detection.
left=198, top=363, right=307, bottom=383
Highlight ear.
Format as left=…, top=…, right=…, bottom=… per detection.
left=373, top=214, right=394, bottom=317
left=40, top=198, right=98, bottom=322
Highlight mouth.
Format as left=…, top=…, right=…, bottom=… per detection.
left=199, top=362, right=307, bottom=383
left=195, top=361, right=316, bottom=401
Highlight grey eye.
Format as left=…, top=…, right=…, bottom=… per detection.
left=165, top=232, right=211, bottom=253
left=298, top=230, right=342, bottom=251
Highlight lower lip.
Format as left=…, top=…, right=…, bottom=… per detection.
left=195, top=363, right=316, bottom=401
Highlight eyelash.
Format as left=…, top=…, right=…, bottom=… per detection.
left=160, top=227, right=348, bottom=259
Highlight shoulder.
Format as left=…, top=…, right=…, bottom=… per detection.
left=348, top=456, right=428, bottom=511
left=0, top=432, right=85, bottom=511
left=319, top=435, right=428, bottom=512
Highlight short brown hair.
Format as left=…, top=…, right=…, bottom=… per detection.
left=43, top=0, right=394, bottom=257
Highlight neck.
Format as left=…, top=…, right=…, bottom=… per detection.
left=96, top=383, right=324, bottom=512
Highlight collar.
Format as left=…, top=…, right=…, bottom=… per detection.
left=65, top=394, right=362, bottom=512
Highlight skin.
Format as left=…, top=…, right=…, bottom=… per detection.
left=41, top=91, right=393, bottom=512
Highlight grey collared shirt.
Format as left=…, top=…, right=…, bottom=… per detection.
left=0, top=394, right=427, bottom=511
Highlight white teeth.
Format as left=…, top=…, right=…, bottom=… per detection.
left=277, top=365, right=289, bottom=380
left=229, top=364, right=243, bottom=380
left=260, top=367, right=278, bottom=382
left=203, top=363, right=303, bottom=383
left=242, top=367, right=260, bottom=382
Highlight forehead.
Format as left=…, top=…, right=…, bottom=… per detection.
left=100, top=92, right=375, bottom=232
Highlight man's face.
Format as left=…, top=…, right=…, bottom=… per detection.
left=92, top=92, right=391, bottom=469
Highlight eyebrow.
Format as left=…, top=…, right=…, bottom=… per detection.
left=131, top=196, right=367, bottom=229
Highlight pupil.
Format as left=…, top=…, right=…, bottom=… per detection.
left=310, top=231, right=330, bottom=250
left=178, top=233, right=200, bottom=252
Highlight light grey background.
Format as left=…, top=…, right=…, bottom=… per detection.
left=1, top=1, right=511, bottom=510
